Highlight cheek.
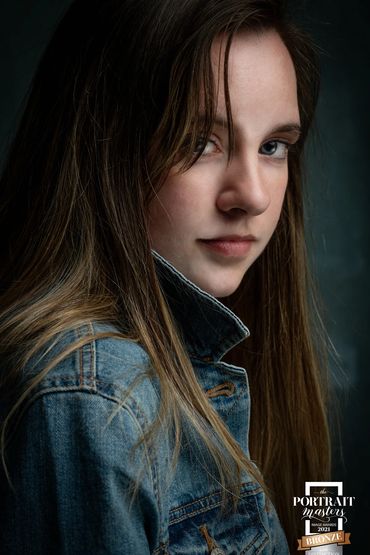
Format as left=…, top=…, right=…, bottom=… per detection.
left=275, top=183, right=288, bottom=212
left=274, top=169, right=288, bottom=207
left=148, top=177, right=199, bottom=239
left=267, top=176, right=288, bottom=229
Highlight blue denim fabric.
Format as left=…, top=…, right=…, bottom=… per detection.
left=0, top=250, right=289, bottom=554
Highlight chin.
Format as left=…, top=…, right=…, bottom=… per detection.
left=214, top=287, right=239, bottom=299
left=196, top=275, right=243, bottom=299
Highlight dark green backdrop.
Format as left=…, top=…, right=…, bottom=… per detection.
left=1, top=1, right=369, bottom=552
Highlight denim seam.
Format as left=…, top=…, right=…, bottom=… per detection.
left=86, top=350, right=145, bottom=364
left=169, top=483, right=263, bottom=524
left=26, top=377, right=146, bottom=400
left=87, top=321, right=96, bottom=389
left=169, top=500, right=225, bottom=525
left=74, top=324, right=97, bottom=391
left=241, top=532, right=269, bottom=555
left=249, top=490, right=271, bottom=552
left=235, top=493, right=271, bottom=554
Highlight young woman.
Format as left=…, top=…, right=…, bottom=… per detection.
left=0, top=0, right=331, bottom=553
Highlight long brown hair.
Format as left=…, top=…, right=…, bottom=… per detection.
left=0, top=0, right=331, bottom=551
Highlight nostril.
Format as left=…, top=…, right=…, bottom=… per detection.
left=206, top=381, right=236, bottom=399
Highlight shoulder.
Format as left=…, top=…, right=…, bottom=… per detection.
left=21, top=321, right=161, bottom=429
left=1, top=322, right=171, bottom=552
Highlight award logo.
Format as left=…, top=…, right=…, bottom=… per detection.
left=293, top=482, right=354, bottom=553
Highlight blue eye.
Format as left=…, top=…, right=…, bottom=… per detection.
left=260, top=140, right=289, bottom=160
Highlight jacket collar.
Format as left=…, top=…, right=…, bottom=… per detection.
left=152, top=250, right=250, bottom=362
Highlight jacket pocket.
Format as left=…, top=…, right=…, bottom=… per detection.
left=168, top=482, right=270, bottom=555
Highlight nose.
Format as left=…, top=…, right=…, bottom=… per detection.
left=216, top=153, right=271, bottom=216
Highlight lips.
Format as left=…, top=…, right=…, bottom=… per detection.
left=198, top=235, right=256, bottom=257
left=202, top=235, right=255, bottom=242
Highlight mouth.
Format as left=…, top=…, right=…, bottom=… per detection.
left=198, top=235, right=256, bottom=257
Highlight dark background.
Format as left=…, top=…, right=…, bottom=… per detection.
left=0, top=1, right=369, bottom=552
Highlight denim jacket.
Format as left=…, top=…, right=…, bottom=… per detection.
left=0, top=251, right=289, bottom=554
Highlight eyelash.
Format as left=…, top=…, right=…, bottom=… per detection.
left=194, top=137, right=293, bottom=160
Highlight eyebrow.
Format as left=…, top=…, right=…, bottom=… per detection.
left=269, top=123, right=302, bottom=136
left=199, top=114, right=302, bottom=137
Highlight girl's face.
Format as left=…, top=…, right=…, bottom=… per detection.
left=148, top=29, right=300, bottom=298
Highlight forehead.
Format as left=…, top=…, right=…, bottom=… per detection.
left=209, top=29, right=300, bottom=130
